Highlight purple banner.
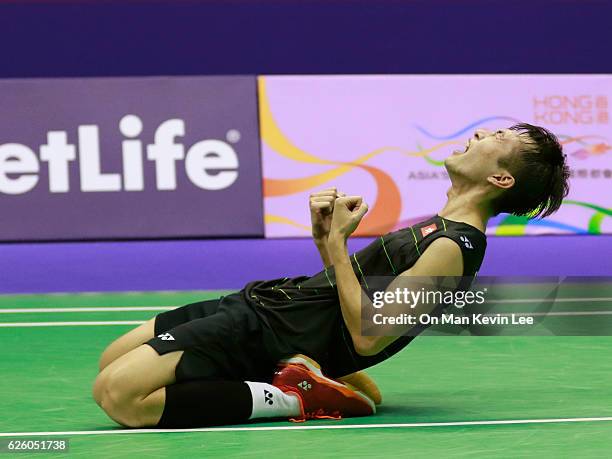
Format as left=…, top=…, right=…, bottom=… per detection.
left=0, top=76, right=263, bottom=240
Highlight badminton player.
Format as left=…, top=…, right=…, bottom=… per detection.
left=93, top=124, right=569, bottom=428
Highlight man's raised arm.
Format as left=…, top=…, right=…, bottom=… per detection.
left=309, top=187, right=345, bottom=268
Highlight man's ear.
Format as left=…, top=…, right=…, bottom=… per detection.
left=487, top=172, right=515, bottom=190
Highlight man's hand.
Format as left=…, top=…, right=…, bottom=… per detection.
left=329, top=196, right=369, bottom=243
left=310, top=187, right=345, bottom=241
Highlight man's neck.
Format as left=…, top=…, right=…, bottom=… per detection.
left=438, top=185, right=491, bottom=233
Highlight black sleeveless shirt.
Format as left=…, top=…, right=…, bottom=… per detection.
left=241, top=215, right=487, bottom=377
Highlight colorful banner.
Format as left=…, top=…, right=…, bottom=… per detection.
left=259, top=75, right=612, bottom=237
left=0, top=76, right=263, bottom=240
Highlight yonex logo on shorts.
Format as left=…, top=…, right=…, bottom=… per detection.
left=158, top=333, right=175, bottom=341
left=264, top=389, right=274, bottom=405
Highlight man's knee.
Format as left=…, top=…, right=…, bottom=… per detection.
left=92, top=371, right=107, bottom=406
left=94, top=367, right=149, bottom=427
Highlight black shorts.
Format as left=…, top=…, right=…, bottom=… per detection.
left=146, top=294, right=277, bottom=383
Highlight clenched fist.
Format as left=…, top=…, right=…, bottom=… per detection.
left=329, top=196, right=369, bottom=241
left=309, top=187, right=346, bottom=241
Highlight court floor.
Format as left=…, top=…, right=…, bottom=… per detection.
left=1, top=289, right=611, bottom=458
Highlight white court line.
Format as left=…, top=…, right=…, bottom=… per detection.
left=497, top=311, right=612, bottom=317
left=0, top=297, right=610, bottom=314
left=5, top=310, right=612, bottom=327
left=0, top=307, right=176, bottom=313
left=0, top=321, right=146, bottom=327
left=487, top=297, right=612, bottom=303
left=0, top=290, right=216, bottom=297
left=1, top=416, right=612, bottom=437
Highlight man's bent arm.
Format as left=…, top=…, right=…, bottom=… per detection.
left=328, top=236, right=364, bottom=349
left=309, top=187, right=343, bottom=268
left=314, top=237, right=333, bottom=268
left=329, top=236, right=464, bottom=356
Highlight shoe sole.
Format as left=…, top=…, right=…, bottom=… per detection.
left=339, top=372, right=382, bottom=405
left=279, top=354, right=377, bottom=413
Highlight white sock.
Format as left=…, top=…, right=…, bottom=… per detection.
left=245, top=381, right=302, bottom=420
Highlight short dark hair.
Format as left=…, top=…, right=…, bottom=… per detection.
left=492, top=123, right=570, bottom=218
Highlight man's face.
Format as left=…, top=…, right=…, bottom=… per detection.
left=444, top=128, right=523, bottom=184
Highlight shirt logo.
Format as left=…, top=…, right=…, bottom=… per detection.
left=420, top=223, right=438, bottom=238
left=158, top=333, right=175, bottom=341
left=460, top=235, right=474, bottom=249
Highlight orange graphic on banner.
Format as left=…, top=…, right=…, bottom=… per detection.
left=259, top=77, right=419, bottom=235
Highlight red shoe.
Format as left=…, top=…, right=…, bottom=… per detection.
left=272, top=354, right=376, bottom=422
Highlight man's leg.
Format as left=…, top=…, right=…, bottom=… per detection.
left=93, top=344, right=302, bottom=428
left=94, top=301, right=377, bottom=427
left=96, top=322, right=381, bottom=425
left=98, top=319, right=155, bottom=371
left=93, top=346, right=374, bottom=428
left=93, top=344, right=180, bottom=426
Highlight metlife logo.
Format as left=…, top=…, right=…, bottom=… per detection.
left=0, top=115, right=240, bottom=195
left=0, top=76, right=263, bottom=240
